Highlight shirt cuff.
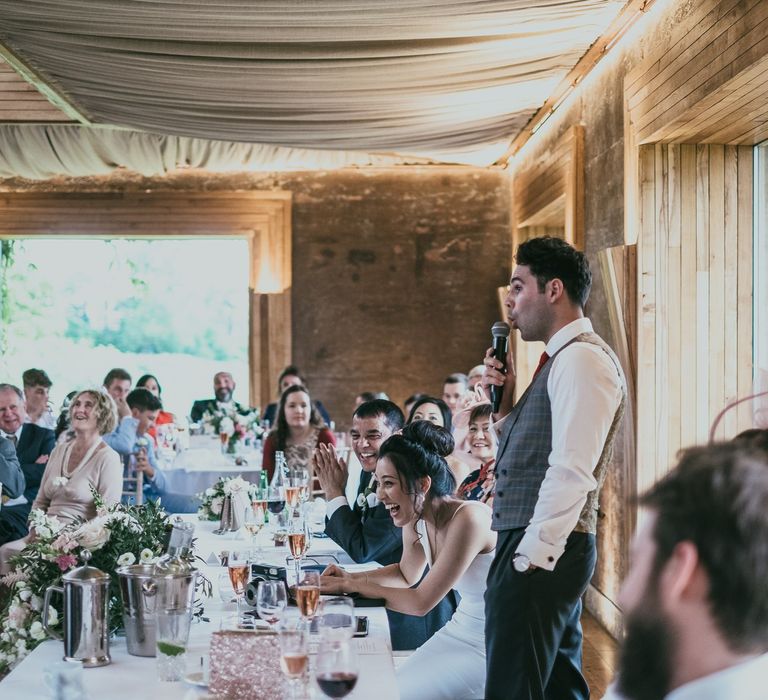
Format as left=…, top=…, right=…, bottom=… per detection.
left=326, top=496, right=349, bottom=519
left=516, top=530, right=566, bottom=571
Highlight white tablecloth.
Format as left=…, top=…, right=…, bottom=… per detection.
left=0, top=516, right=397, bottom=699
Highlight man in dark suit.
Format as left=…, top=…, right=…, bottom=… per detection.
left=0, top=383, right=56, bottom=544
left=189, top=371, right=249, bottom=423
left=314, top=399, right=455, bottom=650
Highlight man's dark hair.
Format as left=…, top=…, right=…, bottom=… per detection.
left=278, top=365, right=305, bottom=385
left=103, top=368, right=132, bottom=388
left=126, top=388, right=162, bottom=412
left=515, top=236, right=592, bottom=308
left=22, top=368, right=52, bottom=388
left=443, top=373, right=468, bottom=387
left=356, top=391, right=378, bottom=404
left=640, top=443, right=768, bottom=652
left=353, top=399, right=405, bottom=433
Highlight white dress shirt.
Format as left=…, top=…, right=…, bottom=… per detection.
left=602, top=652, right=768, bottom=700
left=494, top=317, right=624, bottom=569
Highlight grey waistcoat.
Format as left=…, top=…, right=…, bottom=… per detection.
left=491, top=331, right=626, bottom=534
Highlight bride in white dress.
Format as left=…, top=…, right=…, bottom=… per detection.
left=321, top=421, right=496, bottom=700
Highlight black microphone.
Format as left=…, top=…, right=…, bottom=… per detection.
left=490, top=321, right=511, bottom=413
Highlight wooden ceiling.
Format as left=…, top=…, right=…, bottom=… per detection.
left=0, top=57, right=70, bottom=123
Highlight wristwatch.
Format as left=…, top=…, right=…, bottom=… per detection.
left=513, top=554, right=534, bottom=574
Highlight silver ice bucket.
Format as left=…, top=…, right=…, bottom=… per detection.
left=116, top=564, right=158, bottom=656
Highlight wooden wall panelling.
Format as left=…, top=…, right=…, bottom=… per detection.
left=737, top=146, right=755, bottom=429
left=626, top=0, right=768, bottom=145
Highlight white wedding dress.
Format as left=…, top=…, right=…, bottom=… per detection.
left=397, top=511, right=494, bottom=700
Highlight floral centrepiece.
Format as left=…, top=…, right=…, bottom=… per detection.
left=202, top=406, right=262, bottom=454
left=0, top=495, right=170, bottom=674
left=197, top=475, right=259, bottom=521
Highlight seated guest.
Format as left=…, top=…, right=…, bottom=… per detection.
left=189, top=371, right=249, bottom=423
left=403, top=392, right=426, bottom=419
left=262, top=385, right=335, bottom=480
left=442, top=372, right=469, bottom=416
left=315, top=400, right=456, bottom=651
left=262, top=365, right=332, bottom=427
left=603, top=443, right=768, bottom=700
left=22, top=368, right=56, bottom=429
left=407, top=396, right=469, bottom=485
left=321, top=422, right=495, bottom=699
left=466, top=364, right=485, bottom=390
left=354, top=391, right=390, bottom=409
left=0, top=383, right=56, bottom=545
left=0, top=435, right=24, bottom=506
left=0, top=389, right=122, bottom=572
left=136, top=374, right=176, bottom=443
left=456, top=403, right=496, bottom=506
left=101, top=368, right=137, bottom=455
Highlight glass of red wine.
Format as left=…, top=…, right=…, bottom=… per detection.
left=315, top=639, right=359, bottom=698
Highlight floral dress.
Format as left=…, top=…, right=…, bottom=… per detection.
left=457, top=458, right=496, bottom=507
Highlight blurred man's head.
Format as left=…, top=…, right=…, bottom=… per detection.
left=22, top=368, right=52, bottom=414
left=467, top=364, right=485, bottom=390
left=442, top=373, right=468, bottom=414
left=616, top=444, right=768, bottom=700
left=351, top=400, right=405, bottom=473
left=0, top=384, right=26, bottom=434
left=277, top=365, right=305, bottom=395
left=127, top=388, right=162, bottom=437
left=213, top=372, right=235, bottom=402
left=103, top=368, right=132, bottom=403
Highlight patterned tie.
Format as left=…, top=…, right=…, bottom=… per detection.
left=532, top=351, right=550, bottom=379
left=6, top=433, right=17, bottom=448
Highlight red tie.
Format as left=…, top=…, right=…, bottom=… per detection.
left=532, top=352, right=550, bottom=379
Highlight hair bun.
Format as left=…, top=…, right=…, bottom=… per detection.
left=401, top=420, right=454, bottom=458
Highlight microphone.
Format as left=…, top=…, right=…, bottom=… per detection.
left=490, top=321, right=511, bottom=413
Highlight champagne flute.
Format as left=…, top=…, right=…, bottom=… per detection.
left=278, top=619, right=309, bottom=700
left=255, top=579, right=287, bottom=628
left=295, top=570, right=320, bottom=621
left=315, top=639, right=359, bottom=698
left=287, top=515, right=311, bottom=585
left=285, top=471, right=302, bottom=514
left=219, top=430, right=229, bottom=454
left=243, top=504, right=265, bottom=558
left=227, top=550, right=250, bottom=617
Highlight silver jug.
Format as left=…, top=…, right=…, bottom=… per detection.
left=214, top=492, right=242, bottom=534
left=43, top=550, right=111, bottom=667
left=116, top=563, right=157, bottom=657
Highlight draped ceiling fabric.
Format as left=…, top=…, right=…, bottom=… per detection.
left=0, top=0, right=626, bottom=175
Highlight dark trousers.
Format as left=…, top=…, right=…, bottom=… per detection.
left=0, top=503, right=31, bottom=546
left=484, top=528, right=596, bottom=700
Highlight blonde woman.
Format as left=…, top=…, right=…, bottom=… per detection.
left=0, top=389, right=122, bottom=572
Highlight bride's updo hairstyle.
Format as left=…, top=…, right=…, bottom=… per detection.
left=378, top=420, right=456, bottom=504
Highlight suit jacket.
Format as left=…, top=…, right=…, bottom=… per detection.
left=0, top=436, right=24, bottom=499
left=324, top=470, right=456, bottom=651
left=190, top=399, right=249, bottom=423
left=17, top=423, right=56, bottom=503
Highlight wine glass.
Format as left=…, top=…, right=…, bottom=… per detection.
left=287, top=515, right=311, bottom=584
left=255, top=579, right=288, bottom=628
left=295, top=570, right=320, bottom=621
left=285, top=470, right=303, bottom=515
left=315, top=639, right=359, bottom=698
left=278, top=619, right=309, bottom=700
left=243, top=504, right=265, bottom=558
left=219, top=430, right=229, bottom=454
left=227, top=550, right=250, bottom=617
left=318, top=596, right=356, bottom=641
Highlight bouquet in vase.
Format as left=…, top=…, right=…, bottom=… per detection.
left=202, top=407, right=262, bottom=454
left=197, top=475, right=259, bottom=521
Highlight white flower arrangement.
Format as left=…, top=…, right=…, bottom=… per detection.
left=201, top=406, right=262, bottom=453
left=0, top=496, right=171, bottom=674
left=196, top=475, right=259, bottom=521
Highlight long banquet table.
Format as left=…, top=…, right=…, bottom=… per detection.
left=0, top=516, right=398, bottom=699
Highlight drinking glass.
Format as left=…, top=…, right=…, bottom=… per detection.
left=156, top=608, right=193, bottom=682
left=255, top=579, right=288, bottom=628
left=318, top=596, right=356, bottom=641
left=278, top=619, right=309, bottom=700
left=315, top=639, right=359, bottom=698
left=219, top=431, right=229, bottom=453
left=285, top=471, right=303, bottom=514
left=243, top=503, right=265, bottom=557
left=295, top=570, right=320, bottom=621
left=227, top=550, right=250, bottom=616
left=287, top=515, right=311, bottom=584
